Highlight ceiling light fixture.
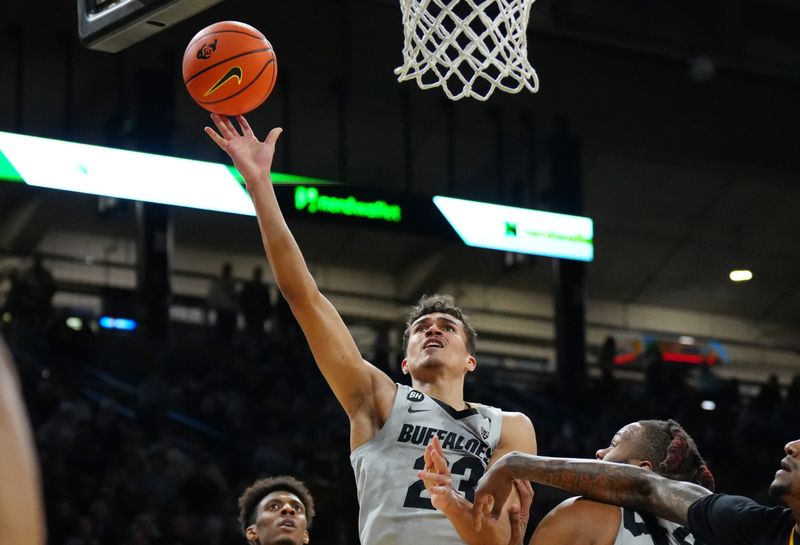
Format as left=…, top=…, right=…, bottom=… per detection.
left=729, top=269, right=753, bottom=282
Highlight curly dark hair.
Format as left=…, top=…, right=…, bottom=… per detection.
left=402, top=294, right=477, bottom=356
left=237, top=475, right=316, bottom=537
left=636, top=419, right=715, bottom=491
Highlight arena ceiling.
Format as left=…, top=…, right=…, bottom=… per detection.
left=0, top=0, right=799, bottom=330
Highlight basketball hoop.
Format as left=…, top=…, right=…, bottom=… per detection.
left=395, top=0, right=539, bottom=101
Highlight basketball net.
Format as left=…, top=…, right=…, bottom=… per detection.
left=395, top=0, right=539, bottom=101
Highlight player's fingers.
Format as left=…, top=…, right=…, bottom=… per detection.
left=432, top=435, right=446, bottom=456
left=236, top=115, right=254, bottom=136
left=508, top=504, right=520, bottom=523
left=472, top=503, right=484, bottom=532
left=204, top=127, right=226, bottom=149
left=210, top=114, right=235, bottom=139
left=484, top=496, right=494, bottom=518
left=264, top=127, right=283, bottom=146
left=513, top=479, right=533, bottom=507
left=423, top=443, right=433, bottom=470
left=417, top=470, right=451, bottom=486
left=430, top=448, right=449, bottom=474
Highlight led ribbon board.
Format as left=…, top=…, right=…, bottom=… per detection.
left=0, top=131, right=333, bottom=215
left=433, top=196, right=594, bottom=262
left=293, top=186, right=401, bottom=223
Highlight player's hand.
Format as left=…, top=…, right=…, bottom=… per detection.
left=417, top=436, right=457, bottom=513
left=473, top=456, right=516, bottom=531
left=204, top=114, right=282, bottom=186
left=507, top=480, right=533, bottom=545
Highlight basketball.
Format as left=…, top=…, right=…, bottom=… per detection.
left=182, top=21, right=277, bottom=116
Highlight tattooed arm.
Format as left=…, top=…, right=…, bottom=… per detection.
left=473, top=453, right=712, bottom=531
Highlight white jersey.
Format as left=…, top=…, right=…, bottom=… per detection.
left=614, top=508, right=702, bottom=545
left=350, top=384, right=503, bottom=545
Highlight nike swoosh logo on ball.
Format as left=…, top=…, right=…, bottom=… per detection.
left=204, top=66, right=243, bottom=97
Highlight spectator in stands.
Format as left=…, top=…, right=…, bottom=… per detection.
left=16, top=253, right=56, bottom=324
left=238, top=475, right=315, bottom=545
left=240, top=266, right=271, bottom=337
left=207, top=262, right=239, bottom=343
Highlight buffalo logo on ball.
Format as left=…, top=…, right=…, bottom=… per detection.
left=196, top=38, right=218, bottom=60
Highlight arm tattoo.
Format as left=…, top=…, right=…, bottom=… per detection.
left=505, top=454, right=710, bottom=526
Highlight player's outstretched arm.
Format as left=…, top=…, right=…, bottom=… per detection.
left=473, top=453, right=712, bottom=531
left=205, top=115, right=394, bottom=429
left=0, top=336, right=45, bottom=545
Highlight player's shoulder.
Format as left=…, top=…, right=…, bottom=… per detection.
left=533, top=497, right=621, bottom=545
left=554, top=496, right=622, bottom=518
left=500, top=410, right=536, bottom=435
left=495, top=410, right=537, bottom=454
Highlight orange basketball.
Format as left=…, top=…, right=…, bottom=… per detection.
left=182, top=21, right=277, bottom=116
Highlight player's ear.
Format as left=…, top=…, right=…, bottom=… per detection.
left=246, top=525, right=258, bottom=543
left=303, top=530, right=310, bottom=544
left=465, top=355, right=476, bottom=373
left=401, top=358, right=410, bottom=375
left=638, top=460, right=653, bottom=470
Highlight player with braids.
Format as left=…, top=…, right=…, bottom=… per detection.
left=473, top=425, right=800, bottom=545
left=238, top=476, right=315, bottom=545
left=422, top=419, right=713, bottom=545
left=636, top=419, right=715, bottom=491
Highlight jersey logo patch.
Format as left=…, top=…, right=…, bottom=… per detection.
left=407, top=389, right=424, bottom=402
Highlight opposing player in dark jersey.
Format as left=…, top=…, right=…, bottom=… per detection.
left=473, top=428, right=800, bottom=545
left=205, top=115, right=537, bottom=545
left=423, top=419, right=712, bottom=545
left=0, top=334, right=45, bottom=545
left=238, top=475, right=315, bottom=545
left=532, top=420, right=712, bottom=545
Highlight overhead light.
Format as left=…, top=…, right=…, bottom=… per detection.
left=729, top=269, right=753, bottom=282
left=678, top=336, right=695, bottom=345
left=700, top=400, right=716, bottom=411
left=65, top=317, right=84, bottom=331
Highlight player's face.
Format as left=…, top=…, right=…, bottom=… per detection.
left=246, top=491, right=309, bottom=545
left=596, top=422, right=650, bottom=468
left=402, top=312, right=475, bottom=378
left=769, top=439, right=800, bottom=502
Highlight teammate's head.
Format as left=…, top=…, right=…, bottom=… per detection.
left=596, top=419, right=715, bottom=491
left=401, top=294, right=477, bottom=379
left=769, top=438, right=800, bottom=503
left=238, top=476, right=315, bottom=545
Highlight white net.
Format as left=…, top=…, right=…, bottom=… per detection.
left=395, top=0, right=539, bottom=101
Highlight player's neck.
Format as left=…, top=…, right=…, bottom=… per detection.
left=411, top=378, right=467, bottom=410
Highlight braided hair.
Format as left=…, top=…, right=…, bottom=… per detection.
left=636, top=419, right=715, bottom=491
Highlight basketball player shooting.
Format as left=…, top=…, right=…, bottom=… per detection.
left=204, top=113, right=538, bottom=545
